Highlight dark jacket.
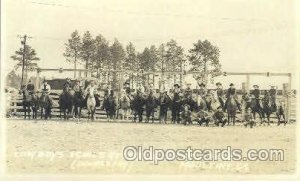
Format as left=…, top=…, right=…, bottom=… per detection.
left=226, top=88, right=236, bottom=98
left=251, top=89, right=260, bottom=99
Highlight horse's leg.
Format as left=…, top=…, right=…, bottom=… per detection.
left=233, top=115, right=236, bottom=126
left=28, top=106, right=31, bottom=119
left=40, top=107, right=43, bottom=119
left=24, top=106, right=27, bottom=119
left=152, top=109, right=155, bottom=123
left=227, top=113, right=230, bottom=125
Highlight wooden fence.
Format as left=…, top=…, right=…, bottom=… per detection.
left=7, top=89, right=297, bottom=121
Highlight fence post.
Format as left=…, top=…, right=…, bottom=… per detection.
left=283, top=83, right=290, bottom=122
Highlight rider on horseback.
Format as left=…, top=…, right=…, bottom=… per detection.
left=63, top=78, right=72, bottom=93
left=251, top=85, right=262, bottom=110
left=197, top=82, right=207, bottom=98
left=40, top=79, right=51, bottom=94
left=184, top=82, right=193, bottom=99
left=215, top=82, right=225, bottom=108
left=224, top=83, right=241, bottom=111
left=26, top=80, right=35, bottom=95
left=269, top=85, right=277, bottom=111
left=172, top=83, right=182, bottom=124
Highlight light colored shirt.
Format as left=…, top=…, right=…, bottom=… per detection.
left=40, top=83, right=51, bottom=92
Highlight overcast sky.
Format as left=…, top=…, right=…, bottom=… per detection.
left=2, top=0, right=298, bottom=88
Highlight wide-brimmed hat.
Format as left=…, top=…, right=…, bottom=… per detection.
left=253, top=85, right=259, bottom=88
left=270, top=85, right=277, bottom=89
left=198, top=82, right=205, bottom=87
left=174, top=84, right=180, bottom=88
left=216, top=82, right=222, bottom=86
left=229, top=83, right=234, bottom=86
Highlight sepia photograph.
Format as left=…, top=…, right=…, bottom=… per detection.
left=1, top=0, right=299, bottom=180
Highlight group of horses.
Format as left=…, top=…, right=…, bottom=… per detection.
left=20, top=86, right=287, bottom=126
left=21, top=90, right=53, bottom=120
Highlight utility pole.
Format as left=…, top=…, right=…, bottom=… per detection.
left=18, top=34, right=32, bottom=89
left=19, top=35, right=27, bottom=89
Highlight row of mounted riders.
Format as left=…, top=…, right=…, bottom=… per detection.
left=20, top=82, right=287, bottom=127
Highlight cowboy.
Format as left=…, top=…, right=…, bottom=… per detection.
left=26, top=80, right=35, bottom=94
left=197, top=82, right=207, bottom=98
left=40, top=80, right=51, bottom=94
left=133, top=89, right=145, bottom=122
left=196, top=109, right=211, bottom=126
left=63, top=78, right=72, bottom=92
left=215, top=82, right=225, bottom=108
left=269, top=85, right=277, bottom=110
left=184, top=82, right=193, bottom=99
left=124, top=81, right=131, bottom=95
left=213, top=106, right=227, bottom=127
left=244, top=108, right=255, bottom=128
left=172, top=84, right=182, bottom=124
left=251, top=85, right=260, bottom=99
left=251, top=85, right=263, bottom=110
left=107, top=90, right=117, bottom=119
left=159, top=90, right=170, bottom=123
left=242, top=91, right=251, bottom=110
left=73, top=79, right=82, bottom=93
left=225, top=83, right=241, bottom=111
left=181, top=104, right=192, bottom=125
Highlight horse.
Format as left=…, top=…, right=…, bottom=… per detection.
left=262, top=94, right=273, bottom=125
left=31, top=93, right=40, bottom=119
left=158, top=92, right=171, bottom=123
left=131, top=91, right=145, bottom=122
left=59, top=89, right=75, bottom=120
left=225, top=95, right=238, bottom=125
left=145, top=92, right=157, bottom=123
left=85, top=86, right=99, bottom=121
left=249, top=97, right=265, bottom=124
left=102, top=91, right=110, bottom=119
left=73, top=88, right=86, bottom=120
left=118, top=91, right=131, bottom=121
left=107, top=91, right=117, bottom=121
left=21, top=90, right=33, bottom=119
left=39, top=92, right=53, bottom=120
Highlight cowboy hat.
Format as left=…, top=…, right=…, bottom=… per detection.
left=216, top=82, right=222, bottom=86
left=229, top=83, right=234, bottom=86
left=198, top=82, right=205, bottom=87
left=174, top=84, right=180, bottom=88
left=253, top=85, right=259, bottom=88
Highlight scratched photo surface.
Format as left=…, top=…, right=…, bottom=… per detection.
left=2, top=0, right=298, bottom=177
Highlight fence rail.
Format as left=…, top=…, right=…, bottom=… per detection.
left=7, top=90, right=296, bottom=121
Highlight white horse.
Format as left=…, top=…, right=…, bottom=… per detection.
left=209, top=90, right=223, bottom=111
left=119, top=90, right=131, bottom=121
left=85, top=84, right=97, bottom=121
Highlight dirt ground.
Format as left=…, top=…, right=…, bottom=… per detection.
left=6, top=118, right=296, bottom=175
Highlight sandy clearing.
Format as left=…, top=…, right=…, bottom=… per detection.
left=6, top=119, right=296, bottom=175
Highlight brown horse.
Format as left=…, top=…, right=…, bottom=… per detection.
left=226, top=95, right=238, bottom=125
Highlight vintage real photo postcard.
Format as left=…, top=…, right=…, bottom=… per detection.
left=1, top=0, right=299, bottom=180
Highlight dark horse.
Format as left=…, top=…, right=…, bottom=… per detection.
left=262, top=94, right=273, bottom=125
left=145, top=92, right=157, bottom=123
left=22, top=89, right=37, bottom=119
left=73, top=88, right=86, bottom=119
left=225, top=95, right=238, bottom=125
left=132, top=91, right=145, bottom=122
left=249, top=98, right=265, bottom=124
left=39, top=92, right=53, bottom=119
left=59, top=89, right=75, bottom=120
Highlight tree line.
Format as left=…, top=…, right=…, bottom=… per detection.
left=10, top=30, right=222, bottom=89
left=63, top=30, right=222, bottom=89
